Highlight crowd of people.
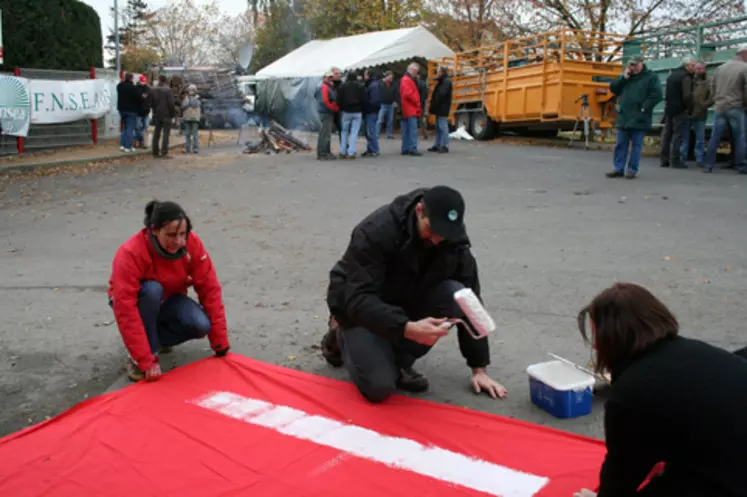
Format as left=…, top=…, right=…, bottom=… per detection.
left=610, top=47, right=747, bottom=178
left=315, top=61, right=453, bottom=160
left=116, top=73, right=204, bottom=158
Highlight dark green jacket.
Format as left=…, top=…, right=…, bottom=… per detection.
left=610, top=67, right=663, bottom=131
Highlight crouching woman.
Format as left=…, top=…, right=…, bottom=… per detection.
left=575, top=283, right=747, bottom=497
left=108, top=200, right=230, bottom=381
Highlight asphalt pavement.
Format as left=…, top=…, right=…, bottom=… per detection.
left=1, top=137, right=746, bottom=439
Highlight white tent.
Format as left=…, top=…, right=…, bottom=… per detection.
left=256, top=26, right=454, bottom=78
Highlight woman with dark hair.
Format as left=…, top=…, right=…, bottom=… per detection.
left=574, top=283, right=747, bottom=497
left=108, top=201, right=230, bottom=382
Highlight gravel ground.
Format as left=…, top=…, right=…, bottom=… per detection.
left=1, top=138, right=746, bottom=439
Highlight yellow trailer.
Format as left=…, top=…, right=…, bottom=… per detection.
left=428, top=29, right=626, bottom=139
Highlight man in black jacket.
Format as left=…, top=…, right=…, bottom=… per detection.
left=150, top=75, right=177, bottom=159
left=321, top=186, right=508, bottom=403
left=378, top=71, right=396, bottom=139
left=428, top=67, right=453, bottom=153
left=116, top=73, right=143, bottom=153
left=660, top=57, right=696, bottom=169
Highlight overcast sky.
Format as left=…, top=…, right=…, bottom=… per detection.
left=81, top=0, right=248, bottom=39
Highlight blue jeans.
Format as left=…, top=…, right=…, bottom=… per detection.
left=680, top=119, right=706, bottom=164
left=434, top=116, right=450, bottom=149
left=377, top=104, right=394, bottom=137
left=119, top=112, right=137, bottom=149
left=613, top=128, right=645, bottom=174
left=341, top=112, right=362, bottom=156
left=401, top=116, right=419, bottom=153
left=184, top=121, right=199, bottom=152
left=134, top=116, right=149, bottom=142
left=137, top=281, right=211, bottom=354
left=365, top=113, right=379, bottom=154
left=705, top=109, right=746, bottom=172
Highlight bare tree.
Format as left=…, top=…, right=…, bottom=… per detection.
left=421, top=0, right=506, bottom=50
left=145, top=0, right=222, bottom=66
left=211, top=11, right=256, bottom=68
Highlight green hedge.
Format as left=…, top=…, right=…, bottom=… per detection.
left=0, top=0, right=103, bottom=71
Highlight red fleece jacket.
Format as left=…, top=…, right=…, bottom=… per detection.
left=108, top=229, right=229, bottom=371
left=399, top=74, right=422, bottom=119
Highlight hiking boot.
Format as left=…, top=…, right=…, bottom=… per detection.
left=625, top=172, right=637, bottom=179
left=126, top=358, right=145, bottom=382
left=396, top=367, right=429, bottom=393
left=605, top=171, right=624, bottom=178
left=321, top=316, right=343, bottom=368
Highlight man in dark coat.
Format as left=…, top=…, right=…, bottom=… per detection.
left=606, top=55, right=663, bottom=178
left=362, top=69, right=382, bottom=157
left=428, top=67, right=453, bottom=153
left=377, top=71, right=396, bottom=139
left=660, top=56, right=696, bottom=169
left=150, top=75, right=177, bottom=158
left=320, top=186, right=508, bottom=403
left=116, top=73, right=143, bottom=153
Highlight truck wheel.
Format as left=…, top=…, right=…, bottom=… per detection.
left=470, top=110, right=495, bottom=140
left=455, top=112, right=472, bottom=132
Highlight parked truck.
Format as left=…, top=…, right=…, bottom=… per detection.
left=428, top=29, right=627, bottom=139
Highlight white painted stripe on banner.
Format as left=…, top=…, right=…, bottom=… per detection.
left=191, top=391, right=549, bottom=497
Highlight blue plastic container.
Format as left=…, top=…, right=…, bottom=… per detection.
left=527, top=360, right=595, bottom=419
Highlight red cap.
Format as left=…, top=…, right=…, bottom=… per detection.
left=139, top=74, right=148, bottom=84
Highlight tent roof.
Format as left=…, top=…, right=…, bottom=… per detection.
left=256, top=26, right=454, bottom=78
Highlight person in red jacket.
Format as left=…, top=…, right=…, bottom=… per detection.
left=108, top=200, right=230, bottom=381
left=399, top=62, right=423, bottom=156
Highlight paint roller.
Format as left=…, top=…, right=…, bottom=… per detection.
left=439, top=288, right=495, bottom=339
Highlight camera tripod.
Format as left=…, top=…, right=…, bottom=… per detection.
left=569, top=94, right=595, bottom=149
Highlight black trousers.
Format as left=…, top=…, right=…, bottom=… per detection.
left=339, top=279, right=467, bottom=403
left=660, top=113, right=688, bottom=168
left=152, top=116, right=172, bottom=156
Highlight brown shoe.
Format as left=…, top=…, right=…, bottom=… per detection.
left=321, top=316, right=343, bottom=367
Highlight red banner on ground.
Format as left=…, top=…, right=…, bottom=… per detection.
left=0, top=354, right=605, bottom=496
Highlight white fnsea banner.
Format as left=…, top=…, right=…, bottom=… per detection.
left=28, top=79, right=116, bottom=124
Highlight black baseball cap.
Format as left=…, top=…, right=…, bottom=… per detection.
left=422, top=186, right=466, bottom=241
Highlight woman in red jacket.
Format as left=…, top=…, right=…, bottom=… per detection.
left=109, top=200, right=230, bottom=382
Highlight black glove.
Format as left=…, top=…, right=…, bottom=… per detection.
left=215, top=347, right=229, bottom=358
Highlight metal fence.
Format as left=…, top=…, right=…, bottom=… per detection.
left=96, top=68, right=121, bottom=140
left=0, top=71, right=18, bottom=157
left=17, top=68, right=94, bottom=153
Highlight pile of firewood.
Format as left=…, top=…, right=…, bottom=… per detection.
left=243, top=121, right=312, bottom=155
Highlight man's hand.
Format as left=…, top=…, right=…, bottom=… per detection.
left=404, top=318, right=449, bottom=346
left=574, top=489, right=597, bottom=497
left=624, top=67, right=631, bottom=79
left=471, top=368, right=508, bottom=399
left=145, top=363, right=162, bottom=382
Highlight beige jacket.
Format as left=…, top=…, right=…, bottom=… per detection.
left=711, top=58, right=747, bottom=112
left=181, top=94, right=201, bottom=122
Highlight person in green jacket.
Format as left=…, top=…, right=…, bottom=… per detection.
left=607, top=55, right=663, bottom=179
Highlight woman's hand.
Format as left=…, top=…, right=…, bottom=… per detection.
left=145, top=363, right=162, bottom=381
left=471, top=368, right=508, bottom=399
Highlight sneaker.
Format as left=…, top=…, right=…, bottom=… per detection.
left=321, top=316, right=343, bottom=368
left=396, top=367, right=429, bottom=393
left=120, top=146, right=127, bottom=152
left=605, top=171, right=624, bottom=178
left=126, top=358, right=145, bottom=382
left=408, top=151, right=423, bottom=157
left=625, top=172, right=637, bottom=179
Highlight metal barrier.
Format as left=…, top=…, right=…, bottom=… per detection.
left=96, top=68, right=122, bottom=140
left=17, top=68, right=94, bottom=153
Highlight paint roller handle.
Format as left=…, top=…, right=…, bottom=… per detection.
left=404, top=318, right=450, bottom=346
